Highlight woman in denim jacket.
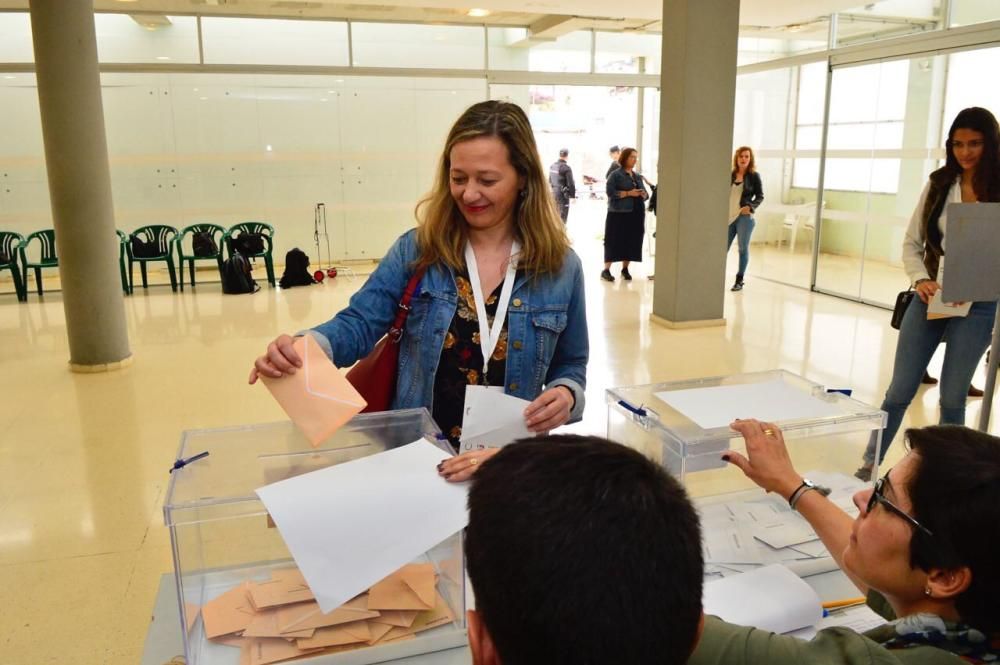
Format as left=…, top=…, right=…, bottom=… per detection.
left=251, top=101, right=588, bottom=482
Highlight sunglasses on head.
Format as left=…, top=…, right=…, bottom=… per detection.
left=866, top=474, right=934, bottom=538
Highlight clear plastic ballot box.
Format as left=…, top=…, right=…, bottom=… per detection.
left=163, top=408, right=467, bottom=665
left=606, top=370, right=886, bottom=498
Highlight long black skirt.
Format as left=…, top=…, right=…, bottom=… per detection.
left=604, top=206, right=645, bottom=262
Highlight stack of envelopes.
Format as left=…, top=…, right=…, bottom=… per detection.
left=195, top=563, right=454, bottom=665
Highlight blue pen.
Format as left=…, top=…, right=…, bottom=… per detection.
left=170, top=451, right=209, bottom=473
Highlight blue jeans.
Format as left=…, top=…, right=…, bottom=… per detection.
left=863, top=297, right=996, bottom=464
left=726, top=214, right=755, bottom=277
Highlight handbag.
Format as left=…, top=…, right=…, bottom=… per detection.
left=891, top=288, right=915, bottom=330
left=346, top=267, right=426, bottom=413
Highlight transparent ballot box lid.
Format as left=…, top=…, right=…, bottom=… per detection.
left=606, top=370, right=885, bottom=498
left=163, top=408, right=467, bottom=665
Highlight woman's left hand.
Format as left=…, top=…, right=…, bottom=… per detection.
left=740, top=206, right=752, bottom=215
left=523, top=386, right=574, bottom=433
left=724, top=419, right=803, bottom=501
left=438, top=448, right=500, bottom=483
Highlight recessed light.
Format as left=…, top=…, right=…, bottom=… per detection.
left=199, top=96, right=208, bottom=101
left=320, top=98, right=328, bottom=102
left=155, top=56, right=171, bottom=61
left=3, top=75, right=15, bottom=80
left=265, top=145, right=273, bottom=152
left=467, top=8, right=490, bottom=17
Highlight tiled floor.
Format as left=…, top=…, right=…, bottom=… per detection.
left=1, top=202, right=995, bottom=664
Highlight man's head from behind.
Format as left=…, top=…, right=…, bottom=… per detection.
left=465, top=435, right=704, bottom=665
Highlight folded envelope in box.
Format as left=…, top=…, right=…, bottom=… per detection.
left=261, top=334, right=366, bottom=447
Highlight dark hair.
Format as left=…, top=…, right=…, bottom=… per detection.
left=609, top=145, right=620, bottom=154
left=466, top=435, right=704, bottom=665
left=934, top=107, right=1000, bottom=202
left=559, top=148, right=569, bottom=157
left=904, top=425, right=1000, bottom=633
left=618, top=147, right=637, bottom=168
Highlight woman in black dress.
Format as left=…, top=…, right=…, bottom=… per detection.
left=601, top=147, right=648, bottom=281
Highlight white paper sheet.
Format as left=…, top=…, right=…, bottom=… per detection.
left=752, top=514, right=819, bottom=549
left=703, top=523, right=761, bottom=565
left=460, top=385, right=533, bottom=452
left=654, top=379, right=844, bottom=430
left=703, top=564, right=823, bottom=635
left=255, top=439, right=469, bottom=613
left=787, top=603, right=887, bottom=641
left=927, top=258, right=972, bottom=320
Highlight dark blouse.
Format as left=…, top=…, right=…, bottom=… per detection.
left=432, top=268, right=520, bottom=450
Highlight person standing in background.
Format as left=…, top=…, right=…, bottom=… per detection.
left=726, top=146, right=764, bottom=292
left=549, top=149, right=576, bottom=224
left=606, top=145, right=621, bottom=179
left=602, top=147, right=648, bottom=282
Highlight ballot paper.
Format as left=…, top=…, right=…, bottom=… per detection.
left=702, top=522, right=761, bottom=565
left=787, top=603, right=887, bottom=641
left=927, top=258, right=972, bottom=321
left=703, top=564, right=823, bottom=635
left=654, top=379, right=843, bottom=430
left=460, top=385, right=533, bottom=452
left=256, top=439, right=468, bottom=612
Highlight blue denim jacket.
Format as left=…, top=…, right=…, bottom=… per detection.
left=606, top=169, right=649, bottom=213
left=307, top=229, right=589, bottom=424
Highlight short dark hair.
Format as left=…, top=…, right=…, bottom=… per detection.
left=466, top=435, right=704, bottom=665
left=559, top=148, right=569, bottom=157
left=609, top=145, right=620, bottom=154
left=904, top=425, right=1000, bottom=633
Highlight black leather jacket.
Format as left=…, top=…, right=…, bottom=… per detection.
left=731, top=170, right=764, bottom=213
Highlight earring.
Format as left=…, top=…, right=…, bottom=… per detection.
left=924, top=587, right=932, bottom=597
left=518, top=189, right=527, bottom=198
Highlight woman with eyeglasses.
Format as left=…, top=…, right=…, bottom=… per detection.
left=691, top=419, right=1000, bottom=664
left=855, top=107, right=1000, bottom=482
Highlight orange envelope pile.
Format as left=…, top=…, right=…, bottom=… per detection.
left=260, top=335, right=367, bottom=447
left=194, top=563, right=453, bottom=665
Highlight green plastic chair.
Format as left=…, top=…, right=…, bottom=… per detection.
left=0, top=231, right=27, bottom=302
left=19, top=229, right=58, bottom=296
left=116, top=230, right=132, bottom=295
left=175, top=223, right=226, bottom=290
left=127, top=225, right=179, bottom=292
left=224, top=221, right=275, bottom=288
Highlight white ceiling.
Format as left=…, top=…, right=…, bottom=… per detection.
left=0, top=0, right=918, bottom=30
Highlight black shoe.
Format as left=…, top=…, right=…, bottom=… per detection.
left=730, top=279, right=744, bottom=292
left=921, top=371, right=939, bottom=385
left=621, top=267, right=633, bottom=281
left=854, top=465, right=873, bottom=482
left=600, top=269, right=614, bottom=282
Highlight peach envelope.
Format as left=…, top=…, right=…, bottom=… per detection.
left=260, top=334, right=367, bottom=447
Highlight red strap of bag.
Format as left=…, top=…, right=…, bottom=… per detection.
left=388, top=267, right=426, bottom=342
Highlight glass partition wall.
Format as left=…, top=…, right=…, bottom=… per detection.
left=2, top=8, right=999, bottom=302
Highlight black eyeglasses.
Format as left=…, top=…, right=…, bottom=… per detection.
left=866, top=474, right=934, bottom=538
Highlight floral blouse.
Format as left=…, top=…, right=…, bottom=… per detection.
left=432, top=268, right=519, bottom=450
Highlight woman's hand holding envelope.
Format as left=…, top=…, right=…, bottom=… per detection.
left=250, top=334, right=303, bottom=384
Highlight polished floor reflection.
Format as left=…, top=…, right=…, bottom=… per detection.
left=0, top=205, right=996, bottom=665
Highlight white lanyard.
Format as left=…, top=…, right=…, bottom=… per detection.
left=464, top=239, right=520, bottom=386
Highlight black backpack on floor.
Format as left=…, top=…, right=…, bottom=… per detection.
left=279, top=248, right=316, bottom=289
left=221, top=251, right=259, bottom=294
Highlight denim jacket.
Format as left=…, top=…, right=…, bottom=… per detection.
left=606, top=168, right=649, bottom=213
left=307, top=229, right=588, bottom=424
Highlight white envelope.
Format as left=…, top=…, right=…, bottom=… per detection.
left=460, top=385, right=533, bottom=452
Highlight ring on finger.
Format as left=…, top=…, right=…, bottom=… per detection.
left=763, top=428, right=775, bottom=436
left=469, top=458, right=479, bottom=466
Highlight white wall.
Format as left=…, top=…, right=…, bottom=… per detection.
left=0, top=74, right=486, bottom=262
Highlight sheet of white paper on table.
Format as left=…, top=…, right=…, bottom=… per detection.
left=789, top=540, right=830, bottom=559
left=255, top=439, right=469, bottom=613
left=752, top=514, right=819, bottom=549
left=704, top=564, right=823, bottom=635
left=460, top=385, right=532, bottom=452
left=703, top=523, right=761, bottom=565
left=787, top=603, right=887, bottom=641
left=654, top=379, right=844, bottom=430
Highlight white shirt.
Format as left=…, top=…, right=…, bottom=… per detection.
left=902, top=179, right=961, bottom=285
left=728, top=182, right=743, bottom=224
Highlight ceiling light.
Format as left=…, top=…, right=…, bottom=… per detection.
left=467, top=8, right=490, bottom=17
left=156, top=56, right=171, bottom=60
